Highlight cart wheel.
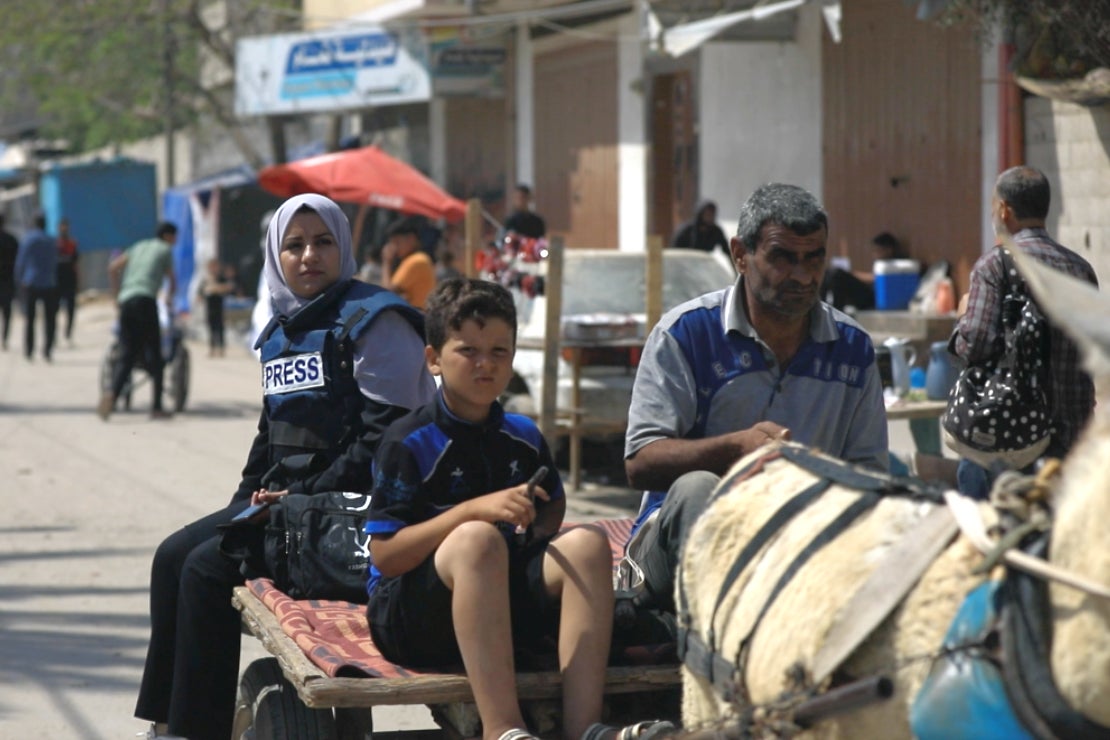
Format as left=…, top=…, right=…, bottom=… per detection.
left=100, top=343, right=132, bottom=411
left=171, top=345, right=190, bottom=412
left=99, top=344, right=117, bottom=395
left=234, top=658, right=337, bottom=740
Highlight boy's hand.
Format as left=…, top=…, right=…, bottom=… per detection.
left=470, top=483, right=550, bottom=529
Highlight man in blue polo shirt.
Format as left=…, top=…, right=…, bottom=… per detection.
left=624, top=183, right=888, bottom=613
left=15, top=213, right=59, bottom=362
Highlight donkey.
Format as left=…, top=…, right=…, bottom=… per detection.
left=676, top=249, right=1110, bottom=738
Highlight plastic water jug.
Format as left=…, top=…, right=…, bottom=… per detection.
left=925, top=340, right=960, bottom=400
left=874, top=260, right=921, bottom=310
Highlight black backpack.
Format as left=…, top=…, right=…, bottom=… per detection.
left=942, top=248, right=1053, bottom=470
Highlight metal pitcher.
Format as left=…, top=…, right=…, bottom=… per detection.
left=882, top=337, right=917, bottom=396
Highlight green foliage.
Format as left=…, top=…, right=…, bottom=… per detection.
left=0, top=0, right=299, bottom=153
left=940, top=0, right=1110, bottom=76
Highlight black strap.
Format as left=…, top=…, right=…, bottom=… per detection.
left=779, top=444, right=945, bottom=503
left=678, top=475, right=833, bottom=701
left=734, top=491, right=882, bottom=701
left=1000, top=535, right=1110, bottom=740
left=336, top=306, right=368, bottom=344
left=998, top=247, right=1027, bottom=302
left=680, top=628, right=747, bottom=701
left=702, top=479, right=833, bottom=651
left=676, top=449, right=783, bottom=644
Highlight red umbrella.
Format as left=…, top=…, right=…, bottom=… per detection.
left=258, top=145, right=467, bottom=223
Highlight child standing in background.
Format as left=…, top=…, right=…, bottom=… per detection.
left=198, top=258, right=235, bottom=357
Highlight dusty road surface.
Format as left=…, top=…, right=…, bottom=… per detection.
left=0, top=300, right=640, bottom=739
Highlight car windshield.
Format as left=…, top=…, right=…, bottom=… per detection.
left=561, top=253, right=733, bottom=315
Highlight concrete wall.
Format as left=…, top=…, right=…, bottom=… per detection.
left=1025, top=96, right=1110, bottom=283
left=698, top=3, right=823, bottom=235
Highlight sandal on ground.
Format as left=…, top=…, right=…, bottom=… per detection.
left=496, top=729, right=542, bottom=740
left=581, top=720, right=677, bottom=740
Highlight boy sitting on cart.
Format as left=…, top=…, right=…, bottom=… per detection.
left=365, top=278, right=673, bottom=740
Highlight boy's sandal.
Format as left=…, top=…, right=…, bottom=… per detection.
left=497, top=729, right=541, bottom=740
left=581, top=720, right=677, bottom=740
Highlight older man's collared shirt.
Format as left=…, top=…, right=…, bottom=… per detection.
left=952, top=228, right=1097, bottom=454
left=625, top=275, right=889, bottom=471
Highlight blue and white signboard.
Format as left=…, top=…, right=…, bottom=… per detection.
left=235, top=27, right=432, bottom=116
left=427, top=27, right=506, bottom=97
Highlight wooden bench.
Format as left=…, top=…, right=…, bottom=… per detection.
left=231, top=518, right=681, bottom=739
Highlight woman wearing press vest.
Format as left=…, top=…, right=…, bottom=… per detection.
left=134, top=194, right=436, bottom=740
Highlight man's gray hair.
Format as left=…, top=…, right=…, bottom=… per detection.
left=735, top=183, right=828, bottom=252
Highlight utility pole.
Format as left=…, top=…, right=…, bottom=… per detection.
left=162, top=0, right=176, bottom=188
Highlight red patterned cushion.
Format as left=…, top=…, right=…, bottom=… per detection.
left=247, top=518, right=636, bottom=678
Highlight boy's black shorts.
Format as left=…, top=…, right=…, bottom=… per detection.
left=367, top=536, right=559, bottom=669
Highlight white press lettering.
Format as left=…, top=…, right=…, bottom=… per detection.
left=262, top=352, right=327, bottom=395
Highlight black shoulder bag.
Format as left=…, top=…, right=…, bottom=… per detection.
left=220, top=453, right=373, bottom=603
left=942, top=248, right=1053, bottom=470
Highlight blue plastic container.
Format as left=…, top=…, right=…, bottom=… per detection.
left=874, top=259, right=921, bottom=310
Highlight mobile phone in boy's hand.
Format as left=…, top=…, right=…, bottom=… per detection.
left=230, top=501, right=271, bottom=523
left=514, top=466, right=549, bottom=544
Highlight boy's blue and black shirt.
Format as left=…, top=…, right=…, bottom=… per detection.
left=364, top=389, right=564, bottom=595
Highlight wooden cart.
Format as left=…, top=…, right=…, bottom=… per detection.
left=230, top=519, right=681, bottom=739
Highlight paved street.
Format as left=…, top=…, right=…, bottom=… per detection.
left=0, top=299, right=640, bottom=739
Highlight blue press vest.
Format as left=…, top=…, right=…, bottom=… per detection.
left=256, top=279, right=423, bottom=467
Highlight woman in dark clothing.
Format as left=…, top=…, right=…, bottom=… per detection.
left=133, top=193, right=436, bottom=740
left=670, top=199, right=728, bottom=252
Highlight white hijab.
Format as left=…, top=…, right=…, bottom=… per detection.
left=263, top=193, right=357, bottom=317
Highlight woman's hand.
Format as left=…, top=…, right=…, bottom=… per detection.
left=240, top=489, right=290, bottom=523
left=250, top=488, right=289, bottom=506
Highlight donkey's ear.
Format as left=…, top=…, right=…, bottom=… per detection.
left=1008, top=246, right=1110, bottom=386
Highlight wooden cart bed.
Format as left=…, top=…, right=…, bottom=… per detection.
left=231, top=518, right=681, bottom=712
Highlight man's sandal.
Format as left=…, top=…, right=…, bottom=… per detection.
left=581, top=720, right=677, bottom=740
left=496, top=729, right=541, bottom=740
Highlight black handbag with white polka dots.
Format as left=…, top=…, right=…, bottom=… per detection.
left=942, top=248, right=1053, bottom=470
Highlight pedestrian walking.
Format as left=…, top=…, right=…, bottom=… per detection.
left=0, top=214, right=17, bottom=350
left=56, top=217, right=79, bottom=345
left=15, top=213, right=59, bottom=362
left=99, top=222, right=177, bottom=420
